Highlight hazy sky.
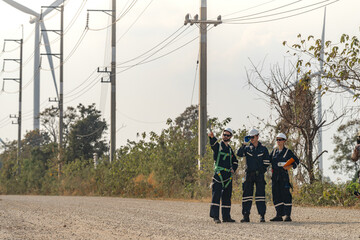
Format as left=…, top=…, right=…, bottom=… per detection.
left=0, top=0, right=359, bottom=181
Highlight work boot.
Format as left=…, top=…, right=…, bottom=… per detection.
left=223, top=217, right=236, bottom=223
left=260, top=215, right=265, bottom=222
left=240, top=215, right=250, bottom=223
left=213, top=217, right=221, bottom=224
left=270, top=215, right=283, bottom=222
left=284, top=216, right=292, bottom=222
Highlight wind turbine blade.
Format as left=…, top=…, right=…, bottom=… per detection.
left=320, top=7, right=326, bottom=70
left=2, top=0, right=39, bottom=17
left=42, top=0, right=66, bottom=17
left=329, top=78, right=356, bottom=96
left=40, top=22, right=59, bottom=99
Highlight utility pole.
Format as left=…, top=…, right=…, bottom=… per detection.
left=41, top=3, right=64, bottom=176
left=184, top=0, right=221, bottom=169
left=88, top=0, right=117, bottom=163
left=3, top=38, right=23, bottom=174
left=59, top=4, right=64, bottom=175
left=110, top=0, right=116, bottom=163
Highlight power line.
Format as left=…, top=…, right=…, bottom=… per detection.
left=64, top=73, right=101, bottom=104
left=65, top=68, right=98, bottom=95
left=41, top=28, right=89, bottom=71
left=118, top=111, right=165, bottom=124
left=223, top=0, right=339, bottom=24
left=191, top=49, right=200, bottom=105
left=41, top=0, right=88, bottom=46
left=222, top=0, right=278, bottom=18
left=116, top=25, right=186, bottom=67
left=116, top=35, right=198, bottom=75
left=116, top=0, right=154, bottom=43
left=88, top=0, right=138, bottom=31
left=223, top=0, right=303, bottom=21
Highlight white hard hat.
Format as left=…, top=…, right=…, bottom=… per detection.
left=276, top=133, right=287, bottom=140
left=223, top=128, right=233, bottom=135
left=248, top=129, right=259, bottom=136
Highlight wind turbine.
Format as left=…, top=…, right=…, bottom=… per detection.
left=314, top=8, right=355, bottom=178
left=2, top=0, right=62, bottom=130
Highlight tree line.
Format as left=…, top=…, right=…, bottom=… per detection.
left=0, top=31, right=359, bottom=207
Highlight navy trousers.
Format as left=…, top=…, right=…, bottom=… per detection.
left=242, top=172, right=266, bottom=216
left=272, top=172, right=292, bottom=216
left=210, top=175, right=232, bottom=220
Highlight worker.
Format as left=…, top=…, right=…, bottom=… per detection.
left=237, top=129, right=270, bottom=223
left=269, top=133, right=299, bottom=222
left=208, top=128, right=238, bottom=224
left=351, top=130, right=360, bottom=162
left=351, top=131, right=360, bottom=199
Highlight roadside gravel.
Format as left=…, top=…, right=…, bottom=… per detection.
left=0, top=195, right=359, bottom=240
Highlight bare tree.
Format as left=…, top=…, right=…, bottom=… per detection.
left=247, top=60, right=344, bottom=183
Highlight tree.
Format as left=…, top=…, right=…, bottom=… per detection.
left=284, top=33, right=360, bottom=99
left=40, top=106, right=77, bottom=147
left=247, top=62, right=344, bottom=183
left=331, top=119, right=360, bottom=180
left=65, top=103, right=108, bottom=162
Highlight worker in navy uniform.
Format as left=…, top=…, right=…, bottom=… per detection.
left=208, top=128, right=238, bottom=224
left=269, top=133, right=299, bottom=222
left=237, top=129, right=270, bottom=223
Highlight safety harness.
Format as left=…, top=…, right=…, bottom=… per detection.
left=214, top=143, right=233, bottom=189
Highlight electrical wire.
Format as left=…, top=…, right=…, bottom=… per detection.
left=41, top=0, right=88, bottom=46
left=65, top=68, right=98, bottom=96
left=116, top=35, right=197, bottom=75
left=222, top=0, right=278, bottom=18
left=191, top=50, right=200, bottom=105
left=223, top=0, right=303, bottom=21
left=88, top=0, right=139, bottom=31
left=223, top=0, right=332, bottom=22
left=39, top=0, right=71, bottom=22
left=64, top=73, right=102, bottom=104
left=118, top=111, right=165, bottom=124
left=116, top=0, right=154, bottom=43
left=223, top=0, right=339, bottom=24
left=2, top=51, right=35, bottom=73
left=116, top=25, right=186, bottom=67
left=41, top=28, right=88, bottom=71
left=0, top=76, right=33, bottom=95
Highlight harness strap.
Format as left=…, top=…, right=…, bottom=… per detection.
left=214, top=143, right=233, bottom=189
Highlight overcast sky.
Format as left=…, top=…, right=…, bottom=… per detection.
left=0, top=0, right=359, bottom=181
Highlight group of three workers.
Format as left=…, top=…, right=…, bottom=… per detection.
left=208, top=128, right=299, bottom=224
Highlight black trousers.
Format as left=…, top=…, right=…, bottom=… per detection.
left=242, top=172, right=266, bottom=216
left=272, top=172, right=292, bottom=217
left=210, top=174, right=232, bottom=220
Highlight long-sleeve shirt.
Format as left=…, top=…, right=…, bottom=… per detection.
left=209, top=137, right=238, bottom=173
left=270, top=147, right=299, bottom=175
left=237, top=142, right=270, bottom=173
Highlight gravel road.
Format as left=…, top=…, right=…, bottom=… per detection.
left=0, top=195, right=359, bottom=240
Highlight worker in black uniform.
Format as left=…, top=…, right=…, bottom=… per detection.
left=208, top=128, right=238, bottom=224
left=237, top=129, right=270, bottom=223
left=269, top=133, right=299, bottom=222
